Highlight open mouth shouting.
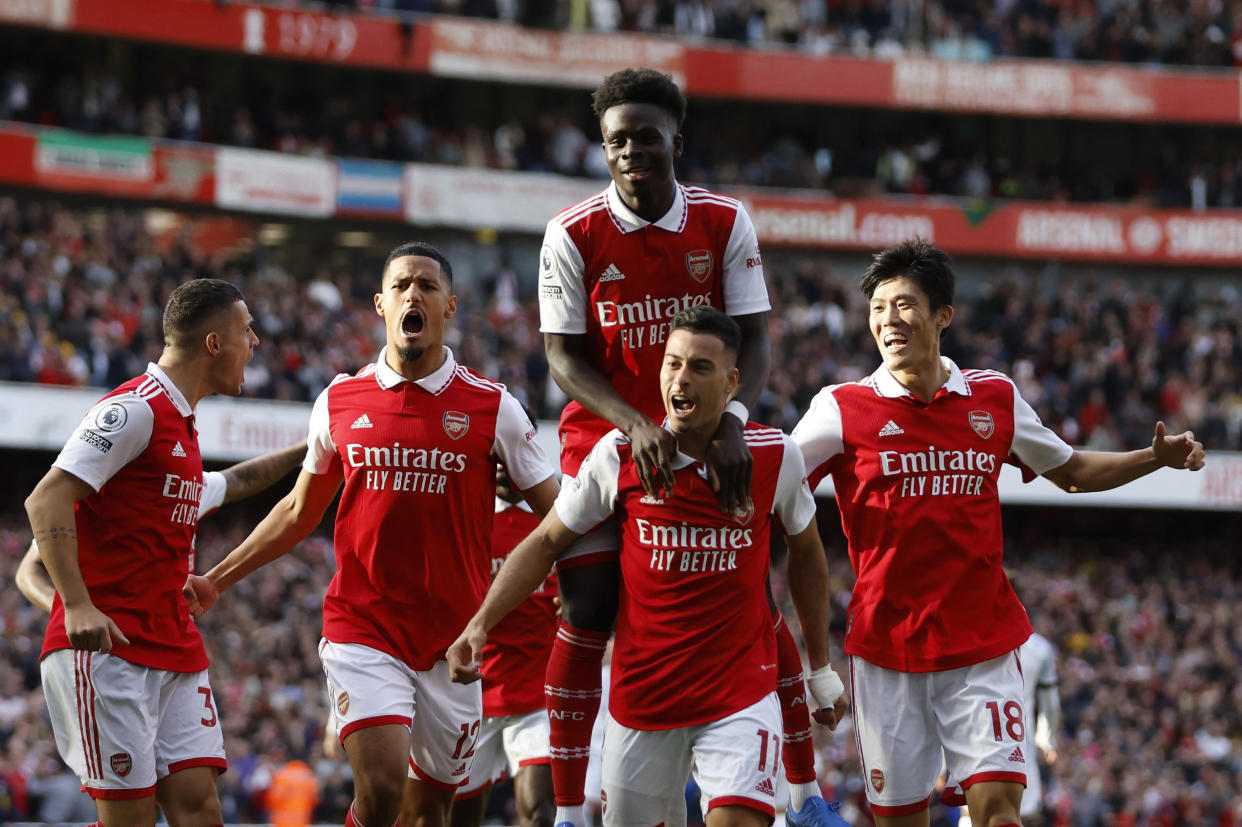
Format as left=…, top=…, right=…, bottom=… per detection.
left=400, top=308, right=426, bottom=340
left=670, top=392, right=697, bottom=418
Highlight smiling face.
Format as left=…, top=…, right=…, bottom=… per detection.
left=600, top=102, right=682, bottom=219
left=374, top=254, right=457, bottom=371
left=868, top=275, right=953, bottom=375
left=660, top=328, right=739, bottom=441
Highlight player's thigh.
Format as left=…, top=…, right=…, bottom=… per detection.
left=850, top=655, right=943, bottom=817
left=601, top=714, right=691, bottom=827
left=155, top=765, right=223, bottom=827
left=933, top=651, right=1029, bottom=796
left=408, top=660, right=484, bottom=790
left=455, top=715, right=506, bottom=800
left=706, top=804, right=773, bottom=827
left=153, top=669, right=226, bottom=786
left=449, top=785, right=488, bottom=827
left=691, top=692, right=781, bottom=821
left=557, top=522, right=620, bottom=631
left=513, top=762, right=555, bottom=827
left=41, top=650, right=161, bottom=798
left=96, top=796, right=159, bottom=827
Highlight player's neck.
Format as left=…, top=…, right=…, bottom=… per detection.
left=387, top=341, right=447, bottom=383
left=620, top=181, right=676, bottom=224
left=669, top=422, right=714, bottom=462
left=888, top=355, right=949, bottom=403
left=156, top=353, right=211, bottom=409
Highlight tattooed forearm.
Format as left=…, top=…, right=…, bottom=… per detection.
left=33, top=526, right=77, bottom=543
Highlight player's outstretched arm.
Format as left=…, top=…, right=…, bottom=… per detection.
left=518, top=475, right=561, bottom=519
left=188, top=468, right=341, bottom=617
left=786, top=517, right=848, bottom=730
left=705, top=312, right=770, bottom=513
left=545, top=332, right=676, bottom=498
left=1042, top=421, right=1205, bottom=493
left=447, top=508, right=580, bottom=684
left=15, top=541, right=55, bottom=614
left=25, top=469, right=130, bottom=652
left=219, top=442, right=306, bottom=504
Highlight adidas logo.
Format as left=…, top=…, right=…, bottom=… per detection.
left=171, top=441, right=186, bottom=458
left=1007, top=746, right=1025, bottom=763
left=351, top=414, right=374, bottom=429
left=754, top=777, right=775, bottom=796
left=599, top=263, right=626, bottom=282
left=878, top=420, right=904, bottom=437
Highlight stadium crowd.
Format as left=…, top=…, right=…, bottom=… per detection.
left=3, top=33, right=1241, bottom=207
left=2, top=197, right=1240, bottom=452
left=3, top=508, right=1241, bottom=823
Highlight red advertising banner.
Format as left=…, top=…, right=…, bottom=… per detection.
left=2, top=0, right=1238, bottom=124
left=739, top=193, right=1242, bottom=264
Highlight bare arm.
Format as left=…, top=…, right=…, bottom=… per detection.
left=705, top=311, right=770, bottom=511
left=187, top=468, right=342, bottom=616
left=15, top=541, right=55, bottom=614
left=1042, top=421, right=1205, bottom=493
left=447, top=508, right=580, bottom=682
left=786, top=516, right=849, bottom=730
left=518, top=475, right=560, bottom=519
left=25, top=469, right=129, bottom=651
left=545, top=331, right=676, bottom=498
left=220, top=442, right=306, bottom=504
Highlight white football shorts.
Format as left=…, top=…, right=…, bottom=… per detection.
left=456, top=708, right=551, bottom=799
left=319, top=639, right=482, bottom=790
left=41, top=649, right=226, bottom=799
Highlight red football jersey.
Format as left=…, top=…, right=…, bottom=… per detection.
left=538, top=182, right=770, bottom=474
left=305, top=348, right=556, bottom=671
left=792, top=360, right=1073, bottom=673
left=481, top=501, right=557, bottom=717
left=554, top=424, right=817, bottom=730
left=44, top=365, right=208, bottom=672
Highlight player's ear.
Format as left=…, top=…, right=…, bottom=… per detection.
left=205, top=331, right=221, bottom=356
left=672, top=132, right=684, bottom=159
left=445, top=295, right=458, bottom=319
left=373, top=292, right=384, bottom=317
left=936, top=304, right=954, bottom=332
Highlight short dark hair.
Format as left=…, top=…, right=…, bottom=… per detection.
left=163, top=278, right=244, bottom=343
left=592, top=68, right=686, bottom=129
left=382, top=242, right=453, bottom=286
left=669, top=306, right=741, bottom=356
left=859, top=238, right=954, bottom=311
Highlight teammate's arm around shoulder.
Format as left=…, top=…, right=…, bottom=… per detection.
left=705, top=311, right=770, bottom=513
left=1042, top=420, right=1206, bottom=493
left=447, top=508, right=580, bottom=684
left=187, top=467, right=342, bottom=618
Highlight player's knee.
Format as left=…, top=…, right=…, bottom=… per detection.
left=355, top=769, right=406, bottom=821
left=156, top=767, right=223, bottom=825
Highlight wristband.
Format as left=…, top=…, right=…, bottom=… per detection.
left=807, top=664, right=845, bottom=708
left=724, top=400, right=749, bottom=425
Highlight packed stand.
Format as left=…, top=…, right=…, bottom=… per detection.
left=3, top=32, right=1241, bottom=207
left=2, top=197, right=1241, bottom=451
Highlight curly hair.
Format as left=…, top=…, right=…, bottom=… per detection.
left=591, top=68, right=686, bottom=128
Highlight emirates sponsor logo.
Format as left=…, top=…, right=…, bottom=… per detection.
left=635, top=517, right=752, bottom=551
left=685, top=249, right=713, bottom=282
left=969, top=410, right=995, bottom=439
left=595, top=292, right=710, bottom=327
left=111, top=753, right=132, bottom=778
left=879, top=446, right=998, bottom=476
left=345, top=442, right=467, bottom=473
left=870, top=768, right=885, bottom=793
left=443, top=412, right=470, bottom=440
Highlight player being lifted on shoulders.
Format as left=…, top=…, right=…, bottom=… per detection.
left=791, top=239, right=1205, bottom=827
left=449, top=307, right=849, bottom=827
left=187, top=244, right=559, bottom=827
left=538, top=68, right=841, bottom=827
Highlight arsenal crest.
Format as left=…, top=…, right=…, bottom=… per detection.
left=870, top=768, right=885, bottom=793
left=732, top=501, right=754, bottom=526
left=968, top=410, right=995, bottom=439
left=337, top=692, right=350, bottom=716
left=443, top=412, right=470, bottom=440
left=111, top=752, right=132, bottom=778
left=685, top=249, right=713, bottom=283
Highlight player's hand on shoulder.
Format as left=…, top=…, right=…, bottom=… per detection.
left=64, top=603, right=129, bottom=653
left=183, top=574, right=220, bottom=619
left=807, top=664, right=849, bottom=731
left=1152, top=420, right=1205, bottom=471
left=447, top=626, right=486, bottom=684
left=705, top=413, right=753, bottom=513
left=628, top=418, right=677, bottom=499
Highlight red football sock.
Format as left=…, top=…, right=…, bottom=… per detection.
left=775, top=615, right=817, bottom=785
left=545, top=621, right=609, bottom=807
